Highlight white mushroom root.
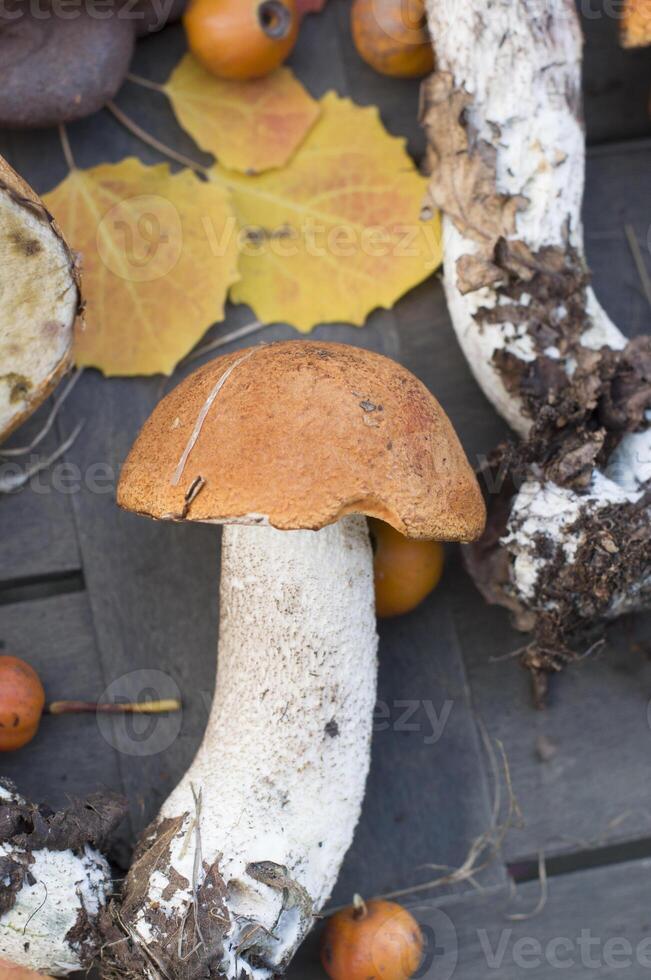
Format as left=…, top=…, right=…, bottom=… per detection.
left=106, top=341, right=485, bottom=978
left=423, top=0, right=651, bottom=696
left=0, top=780, right=125, bottom=977
left=0, top=155, right=80, bottom=444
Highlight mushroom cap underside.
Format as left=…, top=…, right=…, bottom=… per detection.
left=0, top=154, right=80, bottom=442
left=118, top=341, right=486, bottom=541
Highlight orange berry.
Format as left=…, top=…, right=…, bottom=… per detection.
left=351, top=0, right=434, bottom=78
left=0, top=655, right=45, bottom=752
left=321, top=898, right=424, bottom=980
left=184, top=0, right=299, bottom=81
left=370, top=518, right=444, bottom=618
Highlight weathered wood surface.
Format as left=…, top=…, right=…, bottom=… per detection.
left=293, top=860, right=651, bottom=978
left=0, top=593, right=123, bottom=813
left=0, top=3, right=649, bottom=978
left=0, top=410, right=81, bottom=585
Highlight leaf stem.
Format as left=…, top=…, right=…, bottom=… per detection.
left=105, top=101, right=211, bottom=177
left=45, top=699, right=182, bottom=716
left=624, top=223, right=651, bottom=310
left=126, top=72, right=167, bottom=94
left=352, top=894, right=368, bottom=920
left=184, top=321, right=268, bottom=364
left=58, top=124, right=76, bottom=172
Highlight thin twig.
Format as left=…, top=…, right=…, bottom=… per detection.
left=489, top=645, right=530, bottom=664
left=506, top=852, right=548, bottom=921
left=106, top=102, right=211, bottom=176
left=183, top=321, right=268, bottom=364
left=46, top=698, right=181, bottom=715
left=324, top=733, right=521, bottom=913
left=58, top=124, right=76, bottom=171
left=624, top=224, right=651, bottom=309
left=171, top=346, right=263, bottom=487
left=23, top=881, right=48, bottom=934
left=191, top=785, right=206, bottom=949
left=0, top=421, right=84, bottom=494
left=1, top=370, right=82, bottom=457
left=126, top=72, right=167, bottom=94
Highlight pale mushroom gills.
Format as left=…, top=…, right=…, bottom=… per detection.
left=0, top=155, right=79, bottom=443
left=110, top=341, right=485, bottom=979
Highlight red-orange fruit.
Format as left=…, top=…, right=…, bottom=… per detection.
left=184, top=0, right=300, bottom=80
left=321, top=898, right=424, bottom=980
left=0, top=655, right=45, bottom=752
left=371, top=518, right=444, bottom=618
left=351, top=0, right=435, bottom=78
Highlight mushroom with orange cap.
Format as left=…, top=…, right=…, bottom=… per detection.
left=107, top=340, right=485, bottom=979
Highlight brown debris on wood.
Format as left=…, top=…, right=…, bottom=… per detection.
left=99, top=814, right=232, bottom=980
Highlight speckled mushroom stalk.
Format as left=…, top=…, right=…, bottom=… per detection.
left=423, top=0, right=651, bottom=690
left=0, top=155, right=80, bottom=443
left=0, top=781, right=124, bottom=977
left=106, top=341, right=484, bottom=979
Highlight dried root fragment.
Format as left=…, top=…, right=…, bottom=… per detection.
left=423, top=0, right=651, bottom=693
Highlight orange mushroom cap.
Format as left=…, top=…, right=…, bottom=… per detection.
left=118, top=341, right=485, bottom=541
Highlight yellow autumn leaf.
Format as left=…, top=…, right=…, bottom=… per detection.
left=210, top=93, right=441, bottom=331
left=166, top=56, right=320, bottom=174
left=44, top=158, right=240, bottom=377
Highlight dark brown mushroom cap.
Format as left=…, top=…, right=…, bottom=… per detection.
left=118, top=341, right=486, bottom=541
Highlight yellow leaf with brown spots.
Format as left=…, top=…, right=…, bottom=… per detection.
left=166, top=56, right=320, bottom=174
left=43, top=158, right=240, bottom=376
left=210, top=92, right=441, bottom=331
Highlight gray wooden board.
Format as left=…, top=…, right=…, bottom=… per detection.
left=81, top=858, right=651, bottom=978
left=581, top=5, right=651, bottom=146
left=81, top=858, right=651, bottom=979
left=290, top=859, right=651, bottom=978
left=0, top=5, right=648, bottom=980
left=0, top=592, right=123, bottom=816
left=0, top=406, right=81, bottom=585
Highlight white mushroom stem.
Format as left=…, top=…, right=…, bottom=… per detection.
left=111, top=515, right=378, bottom=979
left=423, top=0, right=650, bottom=676
left=0, top=784, right=114, bottom=978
